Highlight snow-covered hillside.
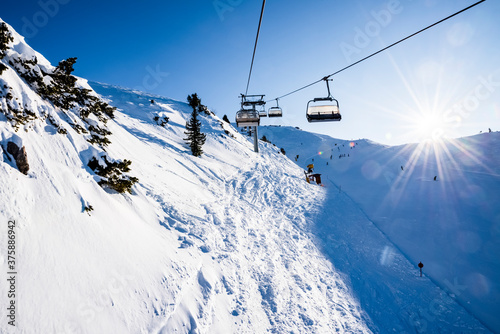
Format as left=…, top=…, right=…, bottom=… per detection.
left=0, top=18, right=494, bottom=333
left=260, top=125, right=500, bottom=333
left=0, top=19, right=371, bottom=333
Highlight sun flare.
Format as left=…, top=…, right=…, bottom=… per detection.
left=414, top=112, right=446, bottom=141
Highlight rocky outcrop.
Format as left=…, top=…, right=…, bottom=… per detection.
left=7, top=141, right=29, bottom=174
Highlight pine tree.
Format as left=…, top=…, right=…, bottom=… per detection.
left=0, top=22, right=13, bottom=74
left=222, top=114, right=230, bottom=123
left=55, top=57, right=77, bottom=75
left=185, top=93, right=207, bottom=157
left=187, top=93, right=201, bottom=110
left=53, top=57, right=78, bottom=91
left=0, top=22, right=13, bottom=58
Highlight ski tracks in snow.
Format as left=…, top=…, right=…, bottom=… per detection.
left=147, top=143, right=374, bottom=333
left=184, top=150, right=374, bottom=333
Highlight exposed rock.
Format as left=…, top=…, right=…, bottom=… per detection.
left=6, top=141, right=19, bottom=156
left=7, top=141, right=29, bottom=174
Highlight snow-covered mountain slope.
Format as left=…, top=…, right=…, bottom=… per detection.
left=260, top=125, right=500, bottom=332
left=0, top=19, right=372, bottom=334
left=0, top=18, right=493, bottom=333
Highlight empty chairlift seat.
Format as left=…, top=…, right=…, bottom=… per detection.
left=236, top=94, right=266, bottom=127
left=236, top=109, right=260, bottom=127
left=268, top=99, right=283, bottom=118
left=306, top=97, right=341, bottom=122
left=268, top=107, right=283, bottom=117
left=306, top=78, right=341, bottom=123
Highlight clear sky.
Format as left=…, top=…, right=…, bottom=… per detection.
left=2, top=0, right=499, bottom=145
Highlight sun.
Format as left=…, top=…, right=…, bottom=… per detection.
left=413, top=111, right=447, bottom=142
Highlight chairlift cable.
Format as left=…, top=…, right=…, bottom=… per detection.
left=245, top=0, right=267, bottom=96
left=267, top=0, right=486, bottom=102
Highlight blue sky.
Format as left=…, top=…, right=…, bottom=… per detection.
left=2, top=0, right=499, bottom=145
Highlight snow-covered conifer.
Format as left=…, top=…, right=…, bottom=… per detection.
left=185, top=93, right=207, bottom=157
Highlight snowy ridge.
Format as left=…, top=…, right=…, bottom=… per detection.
left=0, top=18, right=495, bottom=333
left=0, top=20, right=107, bottom=138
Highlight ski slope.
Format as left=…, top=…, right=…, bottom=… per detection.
left=0, top=18, right=495, bottom=333
left=260, top=125, right=500, bottom=332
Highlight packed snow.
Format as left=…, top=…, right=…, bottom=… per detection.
left=0, top=18, right=497, bottom=333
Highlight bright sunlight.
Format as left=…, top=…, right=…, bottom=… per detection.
left=414, top=111, right=447, bottom=142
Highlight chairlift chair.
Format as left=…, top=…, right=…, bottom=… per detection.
left=306, top=98, right=341, bottom=122
left=236, top=94, right=265, bottom=127
left=259, top=106, right=268, bottom=117
left=268, top=99, right=283, bottom=118
left=306, top=78, right=341, bottom=123
left=236, top=108, right=260, bottom=127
